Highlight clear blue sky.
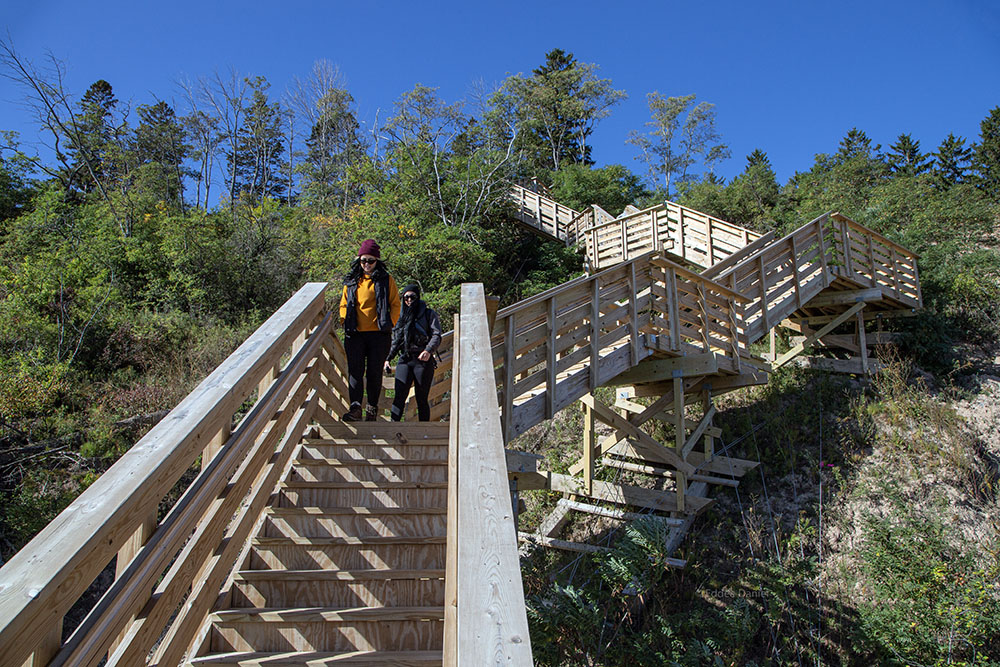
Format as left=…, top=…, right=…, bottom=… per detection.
left=3, top=0, right=999, bottom=189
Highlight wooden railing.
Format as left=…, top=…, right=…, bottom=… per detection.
left=509, top=183, right=582, bottom=243
left=424, top=253, right=748, bottom=441
left=0, top=284, right=352, bottom=667
left=828, top=212, right=922, bottom=308
left=714, top=212, right=922, bottom=346
left=444, top=283, right=532, bottom=665
left=580, top=201, right=764, bottom=271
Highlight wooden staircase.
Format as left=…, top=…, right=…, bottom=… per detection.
left=187, top=422, right=450, bottom=666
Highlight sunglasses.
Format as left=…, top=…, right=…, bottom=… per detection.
left=359, top=257, right=377, bottom=265
left=403, top=293, right=418, bottom=301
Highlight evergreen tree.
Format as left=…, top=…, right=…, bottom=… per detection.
left=300, top=88, right=365, bottom=213
left=65, top=79, right=118, bottom=191
left=228, top=76, right=289, bottom=203
left=133, top=101, right=190, bottom=206
left=972, top=106, right=1000, bottom=202
left=932, top=133, right=972, bottom=188
left=835, top=127, right=878, bottom=163
left=501, top=48, right=625, bottom=173
left=886, top=133, right=930, bottom=176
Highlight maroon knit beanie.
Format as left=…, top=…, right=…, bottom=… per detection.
left=358, top=239, right=381, bottom=259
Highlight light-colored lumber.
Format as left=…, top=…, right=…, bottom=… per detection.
left=453, top=283, right=532, bottom=664
left=772, top=301, right=865, bottom=369
left=0, top=283, right=327, bottom=667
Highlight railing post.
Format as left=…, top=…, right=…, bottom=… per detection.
left=444, top=314, right=460, bottom=666
left=590, top=278, right=600, bottom=390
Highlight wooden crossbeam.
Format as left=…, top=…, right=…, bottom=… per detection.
left=772, top=302, right=865, bottom=369
left=805, top=287, right=881, bottom=308
left=681, top=405, right=717, bottom=459
left=549, top=473, right=711, bottom=514
left=608, top=352, right=718, bottom=386
left=601, top=457, right=739, bottom=488
left=577, top=394, right=694, bottom=476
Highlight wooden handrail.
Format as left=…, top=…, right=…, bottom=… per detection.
left=446, top=283, right=532, bottom=666
left=0, top=283, right=330, bottom=667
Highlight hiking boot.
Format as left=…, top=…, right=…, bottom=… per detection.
left=342, top=405, right=363, bottom=422
left=365, top=407, right=378, bottom=421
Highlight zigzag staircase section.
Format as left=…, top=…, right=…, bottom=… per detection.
left=0, top=183, right=922, bottom=666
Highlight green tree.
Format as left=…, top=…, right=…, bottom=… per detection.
left=548, top=163, right=648, bottom=215
left=886, top=133, right=930, bottom=176
left=132, top=101, right=190, bottom=207
left=64, top=79, right=119, bottom=192
left=627, top=92, right=729, bottom=198
left=299, top=87, right=365, bottom=214
left=0, top=131, right=35, bottom=220
left=229, top=76, right=289, bottom=203
left=726, top=149, right=779, bottom=228
left=931, top=132, right=972, bottom=188
left=501, top=48, right=625, bottom=172
left=972, top=105, right=1000, bottom=201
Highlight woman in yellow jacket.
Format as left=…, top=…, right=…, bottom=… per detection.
left=339, top=239, right=400, bottom=421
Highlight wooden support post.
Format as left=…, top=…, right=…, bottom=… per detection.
left=867, top=234, right=876, bottom=287
left=503, top=314, right=515, bottom=442
left=667, top=268, right=680, bottom=350
left=769, top=328, right=776, bottom=362
left=201, top=420, right=231, bottom=471
left=817, top=215, right=829, bottom=274
left=590, top=278, right=600, bottom=391
left=706, top=220, right=715, bottom=265
left=621, top=217, right=628, bottom=262
left=485, top=296, right=500, bottom=333
left=583, top=398, right=595, bottom=495
left=111, top=510, right=158, bottom=654
left=628, top=263, right=640, bottom=367
left=673, top=375, right=686, bottom=512
left=857, top=309, right=869, bottom=375
left=678, top=207, right=686, bottom=260
left=702, top=388, right=714, bottom=461
left=22, top=626, right=61, bottom=667
left=791, top=235, right=802, bottom=309
left=651, top=208, right=660, bottom=252
left=758, top=254, right=770, bottom=333
left=840, top=217, right=853, bottom=276
left=546, top=297, right=556, bottom=420
left=698, top=282, right=710, bottom=351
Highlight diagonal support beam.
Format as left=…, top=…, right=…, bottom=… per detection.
left=772, top=301, right=865, bottom=370
left=681, top=404, right=717, bottom=459
left=578, top=393, right=695, bottom=476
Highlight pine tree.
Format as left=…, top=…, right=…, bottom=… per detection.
left=300, top=88, right=365, bottom=213
left=228, top=76, right=289, bottom=203
left=886, top=133, right=930, bottom=176
left=65, top=79, right=118, bottom=191
left=133, top=101, right=190, bottom=206
left=931, top=133, right=972, bottom=188
left=972, top=106, right=1000, bottom=202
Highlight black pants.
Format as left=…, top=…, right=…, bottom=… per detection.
left=391, top=358, right=435, bottom=421
left=344, top=331, right=391, bottom=412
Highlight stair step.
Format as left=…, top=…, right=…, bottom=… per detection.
left=231, top=569, right=445, bottom=607
left=234, top=569, right=445, bottom=583
left=266, top=507, right=447, bottom=516
left=207, top=606, right=444, bottom=653
left=277, top=486, right=446, bottom=510
left=300, top=444, right=447, bottom=461
left=188, top=649, right=443, bottom=666
left=294, top=457, right=448, bottom=466
left=249, top=537, right=445, bottom=571
left=211, top=606, right=445, bottom=623
left=263, top=509, right=446, bottom=541
left=279, top=481, right=448, bottom=489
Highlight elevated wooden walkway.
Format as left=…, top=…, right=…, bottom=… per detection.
left=0, top=184, right=921, bottom=666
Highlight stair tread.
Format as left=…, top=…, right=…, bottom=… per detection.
left=188, top=649, right=442, bottom=665
left=279, top=481, right=449, bottom=489
left=293, top=458, right=447, bottom=466
left=304, top=438, right=449, bottom=446
left=252, top=536, right=446, bottom=546
left=210, top=606, right=445, bottom=623
left=265, top=507, right=446, bottom=516
left=235, top=569, right=444, bottom=582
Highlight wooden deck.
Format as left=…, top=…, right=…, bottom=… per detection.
left=0, top=185, right=922, bottom=666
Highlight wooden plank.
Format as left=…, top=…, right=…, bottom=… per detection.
left=590, top=278, right=600, bottom=391
left=548, top=473, right=711, bottom=515
left=546, top=296, right=556, bottom=419
left=773, top=301, right=865, bottom=369
left=607, top=352, right=718, bottom=386
left=102, top=366, right=320, bottom=666
left=0, top=283, right=327, bottom=667
left=444, top=314, right=459, bottom=667
left=455, top=284, right=533, bottom=664
left=601, top=458, right=738, bottom=488
left=578, top=394, right=694, bottom=476
left=857, top=309, right=869, bottom=374
left=805, top=287, right=882, bottom=308
left=560, top=499, right=684, bottom=526
left=583, top=397, right=595, bottom=495
left=681, top=405, right=717, bottom=460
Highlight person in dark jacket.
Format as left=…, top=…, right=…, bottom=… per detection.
left=340, top=239, right=400, bottom=421
left=383, top=284, right=442, bottom=422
